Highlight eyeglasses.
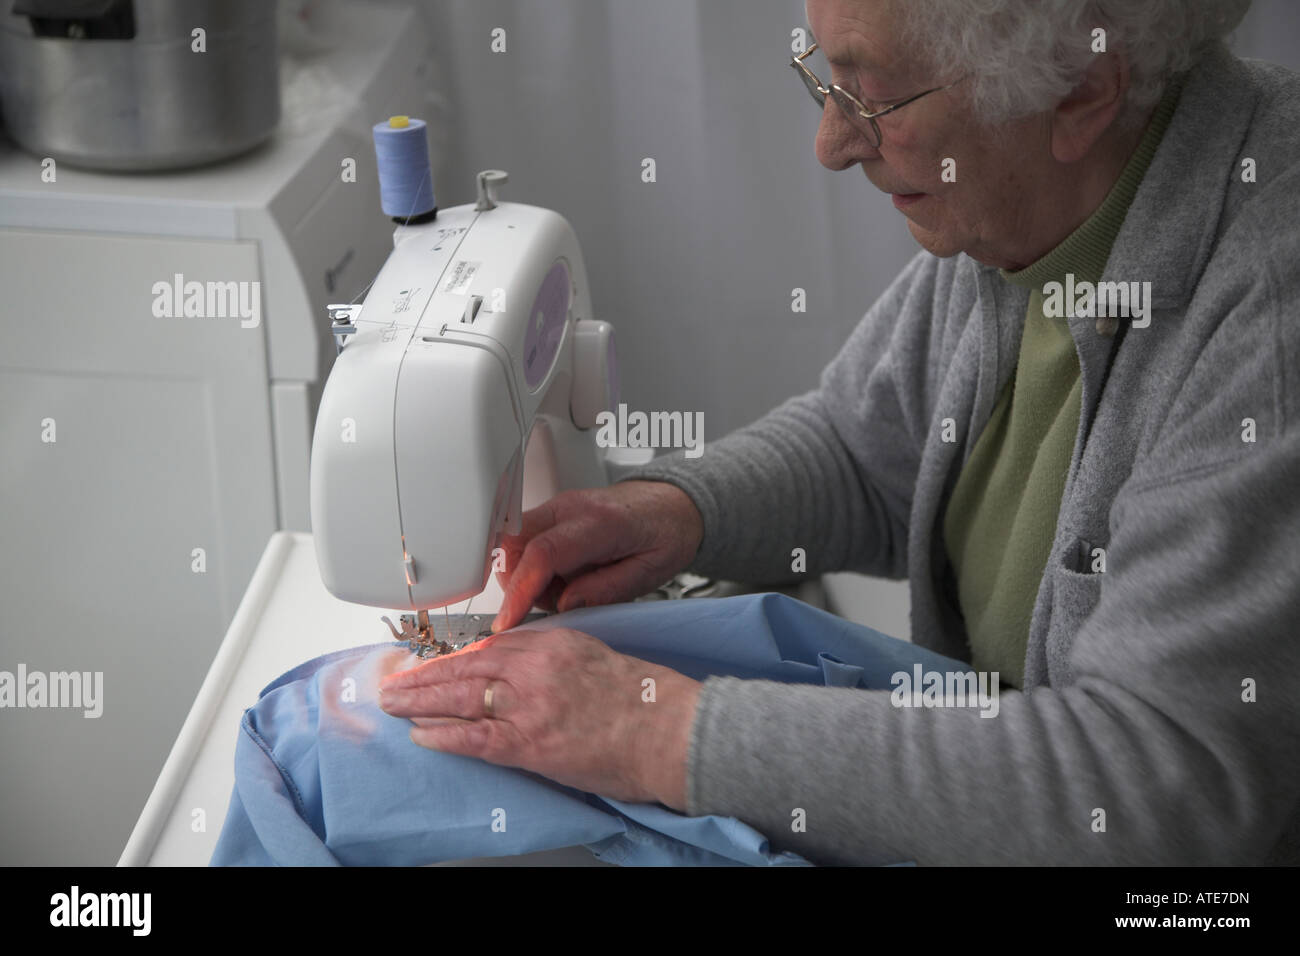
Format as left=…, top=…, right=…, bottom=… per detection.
left=791, top=42, right=961, bottom=148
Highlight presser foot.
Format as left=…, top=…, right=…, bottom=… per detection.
left=381, top=609, right=492, bottom=659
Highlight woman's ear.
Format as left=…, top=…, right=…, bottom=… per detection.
left=1051, top=52, right=1130, bottom=163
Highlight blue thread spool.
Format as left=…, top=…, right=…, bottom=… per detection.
left=372, top=115, right=437, bottom=223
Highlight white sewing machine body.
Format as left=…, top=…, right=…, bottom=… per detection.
left=122, top=173, right=623, bottom=866
left=311, top=173, right=617, bottom=614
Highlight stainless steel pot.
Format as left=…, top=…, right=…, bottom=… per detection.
left=0, top=0, right=280, bottom=171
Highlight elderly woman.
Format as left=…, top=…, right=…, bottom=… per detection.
left=379, top=0, right=1299, bottom=865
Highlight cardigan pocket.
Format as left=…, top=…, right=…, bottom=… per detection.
left=1046, top=536, right=1107, bottom=681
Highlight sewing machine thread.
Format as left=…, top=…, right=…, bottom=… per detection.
left=372, top=115, right=437, bottom=222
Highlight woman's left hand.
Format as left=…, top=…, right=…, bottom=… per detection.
left=378, top=627, right=702, bottom=811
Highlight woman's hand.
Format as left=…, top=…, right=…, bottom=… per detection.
left=490, top=480, right=704, bottom=633
left=378, top=626, right=702, bottom=811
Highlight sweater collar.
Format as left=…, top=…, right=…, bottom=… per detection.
left=971, top=43, right=1257, bottom=312
left=1001, top=74, right=1183, bottom=291
left=1106, top=44, right=1257, bottom=310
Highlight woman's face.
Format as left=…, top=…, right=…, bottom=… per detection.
left=807, top=0, right=1062, bottom=271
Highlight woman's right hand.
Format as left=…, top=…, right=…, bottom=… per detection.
left=490, top=480, right=704, bottom=632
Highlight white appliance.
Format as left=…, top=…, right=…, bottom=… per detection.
left=311, top=169, right=617, bottom=626
left=0, top=0, right=436, bottom=865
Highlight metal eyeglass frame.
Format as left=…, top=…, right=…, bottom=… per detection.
left=791, top=42, right=961, bottom=148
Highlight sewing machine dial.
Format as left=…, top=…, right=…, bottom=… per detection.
left=522, top=259, right=571, bottom=390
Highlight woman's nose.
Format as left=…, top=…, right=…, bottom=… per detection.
left=815, top=100, right=879, bottom=170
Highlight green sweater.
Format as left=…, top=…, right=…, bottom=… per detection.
left=942, top=83, right=1181, bottom=687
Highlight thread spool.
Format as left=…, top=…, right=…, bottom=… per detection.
left=372, top=115, right=437, bottom=223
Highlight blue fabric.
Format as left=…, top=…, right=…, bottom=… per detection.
left=211, top=592, right=969, bottom=866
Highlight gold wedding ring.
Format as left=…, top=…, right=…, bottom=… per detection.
left=483, top=684, right=495, bottom=718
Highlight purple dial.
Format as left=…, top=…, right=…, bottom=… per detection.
left=523, top=261, right=571, bottom=389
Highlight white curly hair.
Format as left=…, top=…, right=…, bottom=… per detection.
left=898, top=0, right=1252, bottom=126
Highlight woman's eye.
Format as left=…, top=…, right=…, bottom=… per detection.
left=833, top=69, right=897, bottom=112
left=854, top=86, right=897, bottom=112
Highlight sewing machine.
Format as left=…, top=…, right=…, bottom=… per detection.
left=310, top=169, right=619, bottom=655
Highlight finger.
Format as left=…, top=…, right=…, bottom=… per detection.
left=490, top=578, right=558, bottom=634
left=515, top=497, right=564, bottom=540
left=537, top=576, right=568, bottom=612
left=410, top=718, right=493, bottom=755
left=495, top=499, right=562, bottom=569
left=410, top=716, right=524, bottom=761
left=381, top=641, right=518, bottom=690
left=493, top=536, right=530, bottom=593
left=493, top=533, right=565, bottom=631
left=380, top=675, right=501, bottom=719
left=555, top=553, right=662, bottom=612
left=493, top=567, right=512, bottom=598
left=385, top=639, right=493, bottom=680
left=492, top=500, right=560, bottom=594
left=493, top=526, right=615, bottom=631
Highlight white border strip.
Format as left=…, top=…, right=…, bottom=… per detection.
left=117, top=532, right=297, bottom=866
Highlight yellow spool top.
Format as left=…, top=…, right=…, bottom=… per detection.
left=388, top=115, right=410, bottom=129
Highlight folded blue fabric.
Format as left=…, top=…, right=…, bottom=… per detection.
left=211, top=592, right=969, bottom=866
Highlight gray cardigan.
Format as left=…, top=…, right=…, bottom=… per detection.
left=624, top=45, right=1300, bottom=865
